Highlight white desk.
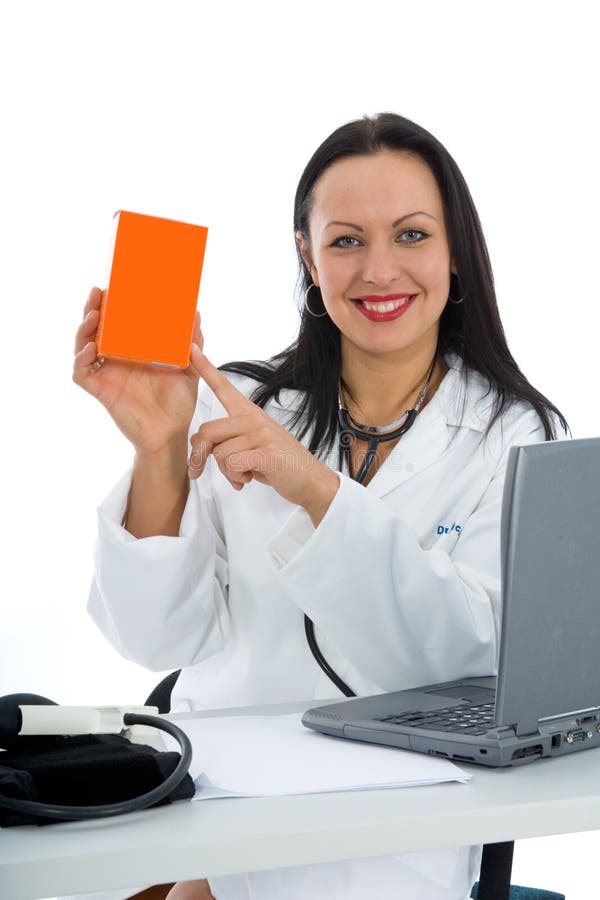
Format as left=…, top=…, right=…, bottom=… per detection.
left=2, top=701, right=600, bottom=900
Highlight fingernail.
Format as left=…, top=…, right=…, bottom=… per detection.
left=188, top=456, right=204, bottom=473
left=85, top=309, right=95, bottom=320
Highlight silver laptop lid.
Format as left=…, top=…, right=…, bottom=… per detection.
left=496, top=438, right=600, bottom=736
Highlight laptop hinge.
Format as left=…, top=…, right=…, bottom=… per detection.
left=484, top=726, right=515, bottom=740
left=515, top=719, right=541, bottom=738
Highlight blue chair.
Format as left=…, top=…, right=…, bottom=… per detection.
left=472, top=842, right=565, bottom=900
left=471, top=886, right=565, bottom=900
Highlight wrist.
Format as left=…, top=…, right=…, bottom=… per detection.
left=302, top=469, right=340, bottom=527
left=126, top=439, right=190, bottom=538
left=134, top=437, right=189, bottom=484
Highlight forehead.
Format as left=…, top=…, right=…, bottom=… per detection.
left=309, top=150, right=444, bottom=229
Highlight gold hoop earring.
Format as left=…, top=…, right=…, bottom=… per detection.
left=304, top=283, right=328, bottom=318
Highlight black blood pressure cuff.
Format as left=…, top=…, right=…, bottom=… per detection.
left=0, top=733, right=195, bottom=827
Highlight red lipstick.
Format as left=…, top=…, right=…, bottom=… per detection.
left=353, top=293, right=416, bottom=322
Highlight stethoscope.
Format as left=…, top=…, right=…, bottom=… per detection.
left=337, top=371, right=433, bottom=485
left=304, top=362, right=435, bottom=697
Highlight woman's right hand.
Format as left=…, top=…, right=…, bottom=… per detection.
left=72, top=287, right=202, bottom=455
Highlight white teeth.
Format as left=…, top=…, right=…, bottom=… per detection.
left=361, top=297, right=410, bottom=312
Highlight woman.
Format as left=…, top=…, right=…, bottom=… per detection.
left=73, top=113, right=566, bottom=900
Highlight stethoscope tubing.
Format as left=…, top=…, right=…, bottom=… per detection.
left=304, top=407, right=420, bottom=698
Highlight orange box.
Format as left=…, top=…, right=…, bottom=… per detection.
left=97, top=210, right=208, bottom=367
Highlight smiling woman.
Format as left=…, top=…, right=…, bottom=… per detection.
left=221, top=114, right=566, bottom=481
left=300, top=151, right=452, bottom=362
left=296, top=150, right=454, bottom=463
left=73, top=112, right=567, bottom=900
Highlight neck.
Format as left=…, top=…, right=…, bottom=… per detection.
left=340, top=338, right=445, bottom=426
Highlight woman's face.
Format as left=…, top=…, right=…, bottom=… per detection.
left=300, top=149, right=454, bottom=364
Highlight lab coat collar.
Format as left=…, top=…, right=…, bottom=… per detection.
left=363, top=357, right=497, bottom=497
left=441, top=354, right=496, bottom=432
left=362, top=405, right=448, bottom=495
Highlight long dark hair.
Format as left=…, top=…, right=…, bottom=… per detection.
left=222, top=113, right=567, bottom=455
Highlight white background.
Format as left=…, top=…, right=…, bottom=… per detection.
left=1, top=1, right=598, bottom=895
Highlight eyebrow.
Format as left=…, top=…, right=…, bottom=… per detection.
left=324, top=211, right=438, bottom=231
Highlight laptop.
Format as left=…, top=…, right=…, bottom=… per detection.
left=302, top=437, right=600, bottom=767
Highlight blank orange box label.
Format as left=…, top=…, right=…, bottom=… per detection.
left=97, top=210, right=208, bottom=367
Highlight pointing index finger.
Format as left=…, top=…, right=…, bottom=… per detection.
left=190, top=343, right=252, bottom=416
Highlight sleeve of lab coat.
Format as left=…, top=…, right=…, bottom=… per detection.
left=265, top=408, right=551, bottom=692
left=87, top=394, right=230, bottom=672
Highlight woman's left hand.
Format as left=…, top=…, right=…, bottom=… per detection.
left=188, top=345, right=339, bottom=525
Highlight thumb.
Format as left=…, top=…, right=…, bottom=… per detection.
left=188, top=342, right=204, bottom=375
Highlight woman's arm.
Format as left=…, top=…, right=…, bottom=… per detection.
left=265, top=407, right=549, bottom=693
left=125, top=440, right=190, bottom=538
left=87, top=392, right=231, bottom=672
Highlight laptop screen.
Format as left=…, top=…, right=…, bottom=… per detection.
left=496, top=438, right=600, bottom=737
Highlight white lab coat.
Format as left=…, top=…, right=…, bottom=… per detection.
left=88, top=354, right=550, bottom=900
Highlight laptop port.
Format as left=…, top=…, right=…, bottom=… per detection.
left=551, top=734, right=561, bottom=749
left=566, top=729, right=590, bottom=744
left=511, top=744, right=543, bottom=760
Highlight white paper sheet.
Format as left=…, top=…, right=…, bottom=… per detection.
left=164, top=712, right=470, bottom=799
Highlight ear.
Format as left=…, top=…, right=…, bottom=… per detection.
left=295, top=231, right=319, bottom=286
left=450, top=258, right=458, bottom=276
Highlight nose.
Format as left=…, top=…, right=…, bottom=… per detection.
left=360, top=239, right=402, bottom=287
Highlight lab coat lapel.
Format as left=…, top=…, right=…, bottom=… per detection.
left=364, top=360, right=487, bottom=497
left=366, top=403, right=450, bottom=497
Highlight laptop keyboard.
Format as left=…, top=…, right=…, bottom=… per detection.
left=377, top=701, right=496, bottom=736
